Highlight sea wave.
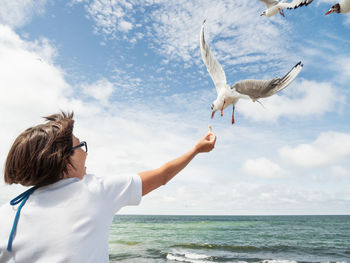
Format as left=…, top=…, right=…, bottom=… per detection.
left=171, top=243, right=262, bottom=252
left=110, top=240, right=141, bottom=246
left=110, top=215, right=350, bottom=262
left=263, top=261, right=347, bottom=263
left=166, top=252, right=214, bottom=263
left=166, top=257, right=347, bottom=263
left=171, top=243, right=302, bottom=253
left=262, top=260, right=297, bottom=263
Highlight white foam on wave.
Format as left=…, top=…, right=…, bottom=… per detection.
left=166, top=254, right=187, bottom=262
left=166, top=252, right=213, bottom=263
left=184, top=253, right=210, bottom=259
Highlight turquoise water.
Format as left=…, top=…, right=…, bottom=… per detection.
left=108, top=215, right=350, bottom=263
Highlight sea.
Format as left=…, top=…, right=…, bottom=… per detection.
left=108, top=215, right=350, bottom=263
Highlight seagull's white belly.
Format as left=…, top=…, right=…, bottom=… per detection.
left=266, top=6, right=280, bottom=17
left=223, top=96, right=240, bottom=110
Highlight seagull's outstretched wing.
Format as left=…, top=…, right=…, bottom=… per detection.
left=259, top=0, right=279, bottom=8
left=200, top=20, right=227, bottom=94
left=281, top=0, right=314, bottom=9
left=233, top=61, right=303, bottom=101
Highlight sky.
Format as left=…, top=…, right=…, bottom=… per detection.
left=0, top=0, right=349, bottom=215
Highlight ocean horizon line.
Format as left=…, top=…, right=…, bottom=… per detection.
left=116, top=213, right=350, bottom=216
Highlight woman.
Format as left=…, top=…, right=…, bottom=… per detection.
left=0, top=112, right=216, bottom=262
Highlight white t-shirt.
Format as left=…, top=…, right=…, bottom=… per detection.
left=0, top=174, right=142, bottom=263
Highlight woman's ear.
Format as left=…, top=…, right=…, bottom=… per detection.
left=64, top=161, right=76, bottom=178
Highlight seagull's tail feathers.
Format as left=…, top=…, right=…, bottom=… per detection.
left=274, top=61, right=303, bottom=93
left=256, top=99, right=266, bottom=109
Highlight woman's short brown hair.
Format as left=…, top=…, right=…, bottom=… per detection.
left=4, top=112, right=75, bottom=187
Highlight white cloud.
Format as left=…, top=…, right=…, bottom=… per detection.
left=110, top=67, right=144, bottom=99
left=118, top=19, right=133, bottom=32
left=81, top=78, right=114, bottom=105
left=316, top=0, right=336, bottom=5
left=237, top=79, right=345, bottom=122
left=0, top=0, right=48, bottom=28
left=332, top=56, right=350, bottom=84
left=330, top=166, right=350, bottom=177
left=83, top=0, right=133, bottom=36
left=0, top=25, right=73, bottom=123
left=135, top=32, right=144, bottom=39
left=345, top=15, right=350, bottom=25
left=242, top=157, right=289, bottom=178
left=279, top=131, right=350, bottom=168
left=122, top=180, right=350, bottom=215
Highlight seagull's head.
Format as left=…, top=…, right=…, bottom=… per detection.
left=325, top=3, right=340, bottom=15
left=211, top=102, right=218, bottom=119
left=260, top=10, right=266, bottom=16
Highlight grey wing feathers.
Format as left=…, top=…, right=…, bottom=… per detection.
left=234, top=61, right=303, bottom=101
left=200, top=21, right=227, bottom=94
left=286, top=0, right=313, bottom=9
left=234, top=79, right=280, bottom=101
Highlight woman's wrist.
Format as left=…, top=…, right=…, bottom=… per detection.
left=192, top=145, right=200, bottom=155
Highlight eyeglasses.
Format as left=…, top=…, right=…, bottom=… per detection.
left=72, top=141, right=88, bottom=153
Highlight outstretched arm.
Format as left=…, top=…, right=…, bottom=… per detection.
left=138, top=131, right=216, bottom=196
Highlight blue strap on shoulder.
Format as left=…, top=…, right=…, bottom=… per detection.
left=7, top=186, right=38, bottom=252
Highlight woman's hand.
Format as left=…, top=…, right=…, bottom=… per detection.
left=194, top=131, right=216, bottom=153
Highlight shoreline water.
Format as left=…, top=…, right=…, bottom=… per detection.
left=109, top=215, right=350, bottom=263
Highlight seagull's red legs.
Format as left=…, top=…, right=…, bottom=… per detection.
left=221, top=99, right=225, bottom=117
left=279, top=10, right=285, bottom=17
left=232, top=105, right=235, bottom=125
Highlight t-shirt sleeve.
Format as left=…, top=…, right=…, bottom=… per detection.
left=99, top=174, right=142, bottom=215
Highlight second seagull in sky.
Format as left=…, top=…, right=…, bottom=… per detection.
left=259, top=0, right=314, bottom=17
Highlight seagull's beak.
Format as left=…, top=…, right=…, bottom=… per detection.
left=211, top=111, right=215, bottom=119
left=325, top=10, right=332, bottom=15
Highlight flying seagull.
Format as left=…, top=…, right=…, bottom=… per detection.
left=325, top=0, right=350, bottom=15
left=259, top=0, right=314, bottom=17
left=199, top=20, right=303, bottom=124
